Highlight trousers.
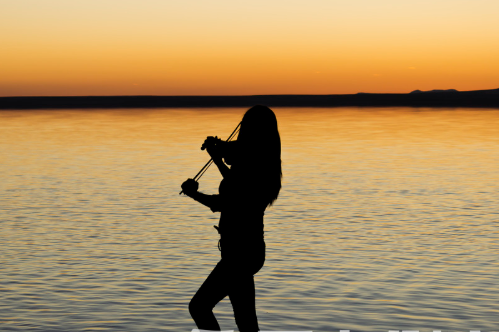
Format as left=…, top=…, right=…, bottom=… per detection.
left=189, top=239, right=265, bottom=332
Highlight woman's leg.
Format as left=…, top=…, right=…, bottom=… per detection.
left=189, top=260, right=263, bottom=332
left=226, top=240, right=266, bottom=332
left=190, top=240, right=265, bottom=331
left=189, top=261, right=228, bottom=331
left=228, top=272, right=259, bottom=332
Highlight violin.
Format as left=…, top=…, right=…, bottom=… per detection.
left=179, top=122, right=241, bottom=195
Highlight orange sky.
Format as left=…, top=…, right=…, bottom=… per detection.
left=1, top=0, right=498, bottom=96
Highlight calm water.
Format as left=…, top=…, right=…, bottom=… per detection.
left=1, top=107, right=499, bottom=332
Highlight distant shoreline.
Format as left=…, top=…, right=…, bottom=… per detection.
left=1, top=88, right=499, bottom=109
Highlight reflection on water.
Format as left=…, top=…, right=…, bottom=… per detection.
left=1, top=107, right=499, bottom=331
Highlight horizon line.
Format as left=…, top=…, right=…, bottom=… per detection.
left=2, top=87, right=499, bottom=99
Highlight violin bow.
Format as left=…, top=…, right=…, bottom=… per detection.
left=180, top=121, right=241, bottom=195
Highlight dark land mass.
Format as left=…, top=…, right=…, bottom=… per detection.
left=1, top=88, right=499, bottom=109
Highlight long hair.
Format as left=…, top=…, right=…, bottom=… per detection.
left=234, top=105, right=282, bottom=206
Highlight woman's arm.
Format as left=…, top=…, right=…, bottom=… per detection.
left=213, top=158, right=230, bottom=179
left=188, top=191, right=222, bottom=213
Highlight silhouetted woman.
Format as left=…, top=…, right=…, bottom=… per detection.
left=181, top=105, right=282, bottom=332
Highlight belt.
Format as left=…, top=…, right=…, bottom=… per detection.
left=213, top=225, right=264, bottom=251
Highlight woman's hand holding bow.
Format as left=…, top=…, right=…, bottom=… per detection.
left=181, top=178, right=199, bottom=197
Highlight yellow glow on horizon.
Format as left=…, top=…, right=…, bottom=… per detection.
left=1, top=0, right=499, bottom=96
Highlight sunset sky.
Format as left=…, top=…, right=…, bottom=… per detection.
left=1, top=0, right=498, bottom=96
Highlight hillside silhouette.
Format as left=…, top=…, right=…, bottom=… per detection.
left=1, top=88, right=499, bottom=109
left=410, top=89, right=459, bottom=94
